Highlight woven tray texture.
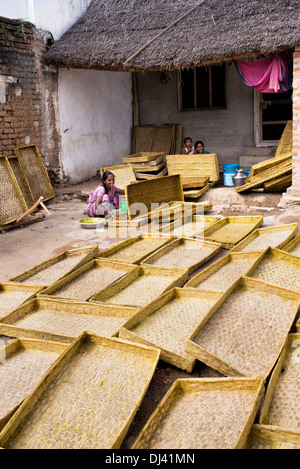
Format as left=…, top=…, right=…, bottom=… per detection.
left=133, top=125, right=155, bottom=153
left=125, top=175, right=184, bottom=219
left=181, top=176, right=209, bottom=189
left=106, top=210, right=148, bottom=229
left=150, top=126, right=175, bottom=155
left=119, top=288, right=222, bottom=372
left=275, top=120, right=293, bottom=158
left=0, top=338, right=67, bottom=432
left=131, top=377, right=264, bottom=449
left=194, top=216, right=264, bottom=249
left=135, top=166, right=168, bottom=180
left=185, top=277, right=300, bottom=379
left=133, top=160, right=165, bottom=172
left=166, top=154, right=220, bottom=182
left=100, top=165, right=136, bottom=190
left=0, top=156, right=28, bottom=225
left=230, top=223, right=298, bottom=253
left=246, top=247, right=300, bottom=294
left=123, top=152, right=165, bottom=164
left=160, top=215, right=221, bottom=238
left=258, top=334, right=300, bottom=433
left=0, top=297, right=138, bottom=343
left=246, top=424, right=300, bottom=449
left=8, top=156, right=34, bottom=209
left=263, top=173, right=292, bottom=192
left=97, top=234, right=173, bottom=264
left=141, top=238, right=221, bottom=274
left=9, top=246, right=99, bottom=287
left=0, top=333, right=160, bottom=449
left=183, top=184, right=209, bottom=199
left=0, top=283, right=42, bottom=320
left=14, top=145, right=54, bottom=203
left=282, top=233, right=300, bottom=258
left=184, top=252, right=261, bottom=292
left=38, top=259, right=136, bottom=301
left=89, top=266, right=189, bottom=309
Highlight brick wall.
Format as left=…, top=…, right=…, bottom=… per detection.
left=0, top=17, right=62, bottom=184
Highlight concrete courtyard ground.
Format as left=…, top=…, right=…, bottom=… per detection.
left=1, top=177, right=300, bottom=447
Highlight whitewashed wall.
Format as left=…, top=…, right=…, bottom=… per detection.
left=58, top=69, right=133, bottom=184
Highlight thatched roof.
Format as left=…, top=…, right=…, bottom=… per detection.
left=45, top=0, right=300, bottom=71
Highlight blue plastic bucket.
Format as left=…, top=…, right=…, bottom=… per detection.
left=223, top=164, right=240, bottom=187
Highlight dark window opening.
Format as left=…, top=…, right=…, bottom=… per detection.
left=261, top=89, right=292, bottom=141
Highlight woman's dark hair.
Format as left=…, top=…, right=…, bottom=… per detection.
left=194, top=140, right=204, bottom=149
left=184, top=137, right=192, bottom=144
left=102, top=171, right=114, bottom=193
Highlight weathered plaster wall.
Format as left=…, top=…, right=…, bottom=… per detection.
left=136, top=65, right=275, bottom=168
left=58, top=68, right=133, bottom=184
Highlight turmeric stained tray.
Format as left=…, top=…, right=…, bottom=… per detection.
left=0, top=337, right=67, bottom=432
left=186, top=277, right=300, bottom=379
left=0, top=283, right=42, bottom=320
left=118, top=288, right=222, bottom=372
left=9, top=246, right=99, bottom=288
left=194, top=216, right=264, bottom=249
left=131, top=377, right=264, bottom=449
left=230, top=223, right=298, bottom=253
left=89, top=266, right=188, bottom=309
left=0, top=297, right=139, bottom=344
left=37, top=259, right=136, bottom=301
left=0, top=333, right=160, bottom=449
left=141, top=237, right=222, bottom=274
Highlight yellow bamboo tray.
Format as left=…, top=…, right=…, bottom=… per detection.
left=133, top=161, right=165, bottom=173
left=160, top=215, right=221, bottom=238
left=263, top=173, right=292, bottom=192
left=185, top=277, right=300, bottom=379
left=258, top=333, right=300, bottom=433
left=184, top=252, right=261, bottom=292
left=183, top=184, right=209, bottom=199
left=246, top=247, right=300, bottom=293
left=166, top=154, right=220, bottom=183
left=230, top=223, right=298, bottom=253
left=100, top=164, right=136, bottom=190
left=275, top=120, right=293, bottom=158
left=0, top=337, right=68, bottom=432
left=9, top=246, right=99, bottom=288
left=123, top=152, right=165, bottom=164
left=37, top=259, right=136, bottom=301
left=282, top=232, right=300, bottom=258
left=89, top=266, right=189, bottom=309
left=245, top=424, right=300, bottom=449
left=0, top=332, right=160, bottom=449
left=141, top=237, right=222, bottom=274
left=125, top=175, right=184, bottom=219
left=150, top=126, right=175, bottom=154
left=119, top=288, right=222, bottom=372
left=236, top=157, right=292, bottom=193
left=147, top=201, right=196, bottom=223
left=8, top=155, right=35, bottom=209
left=246, top=153, right=292, bottom=180
left=106, top=210, right=148, bottom=229
left=194, top=216, right=264, bottom=249
left=131, top=377, right=264, bottom=449
left=14, top=145, right=55, bottom=203
left=0, top=297, right=139, bottom=344
left=135, top=166, right=167, bottom=180
left=0, top=155, right=28, bottom=225
left=96, top=233, right=173, bottom=264
left=133, top=126, right=156, bottom=153
left=0, top=283, right=42, bottom=320
left=181, top=176, right=209, bottom=189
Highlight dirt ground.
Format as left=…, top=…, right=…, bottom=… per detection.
left=1, top=177, right=300, bottom=448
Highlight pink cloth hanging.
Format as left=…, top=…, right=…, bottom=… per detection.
left=235, top=53, right=290, bottom=93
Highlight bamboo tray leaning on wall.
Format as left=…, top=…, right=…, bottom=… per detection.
left=194, top=216, right=264, bottom=249
left=118, top=288, right=222, bottom=372
left=0, top=155, right=28, bottom=226
left=184, top=252, right=261, bottom=293
left=245, top=247, right=300, bottom=294
left=245, top=424, right=300, bottom=449
left=185, top=277, right=300, bottom=379
left=96, top=233, right=173, bottom=265
left=0, top=283, right=43, bottom=320
left=89, top=266, right=189, bottom=310
left=230, top=223, right=298, bottom=253
left=8, top=155, right=35, bottom=209
left=131, top=377, right=264, bottom=449
left=258, top=333, right=300, bottom=434
left=0, top=337, right=68, bottom=432
left=282, top=232, right=300, bottom=258
left=0, top=297, right=139, bottom=344
left=0, top=332, right=160, bottom=449
left=37, top=259, right=136, bottom=301
left=9, top=246, right=99, bottom=288
left=141, top=237, right=222, bottom=274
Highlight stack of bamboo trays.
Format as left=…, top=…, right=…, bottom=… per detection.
left=122, top=152, right=167, bottom=180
